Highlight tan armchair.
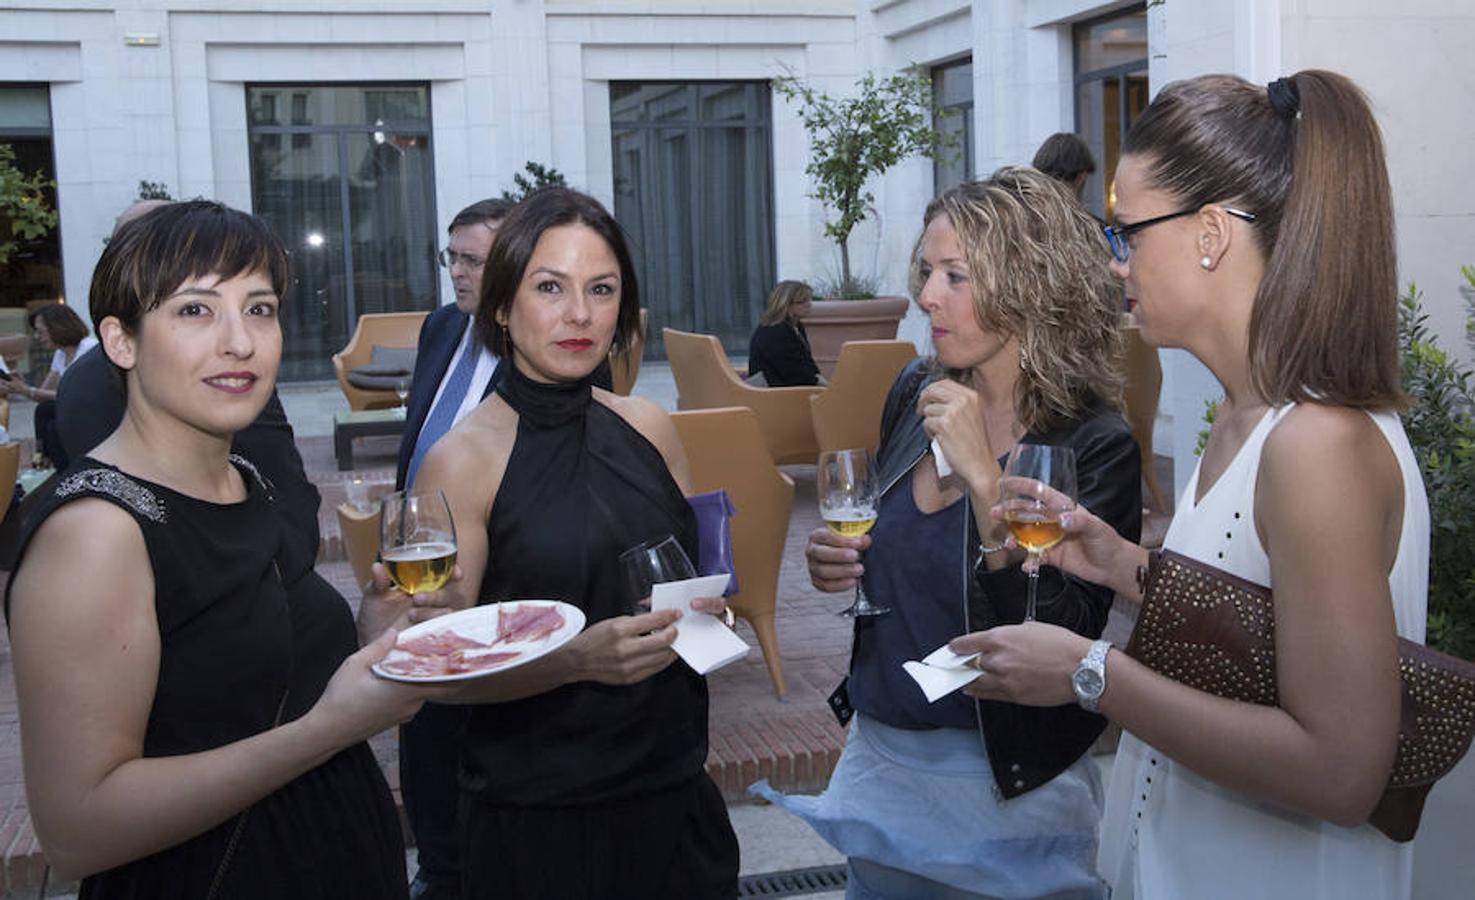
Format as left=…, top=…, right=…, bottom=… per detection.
left=336, top=502, right=382, bottom=592
left=1120, top=321, right=1169, bottom=513
left=0, top=442, right=19, bottom=524
left=810, top=340, right=918, bottom=453
left=664, top=328, right=821, bottom=466
left=332, top=312, right=430, bottom=411
left=609, top=308, right=648, bottom=396
left=671, top=407, right=795, bottom=697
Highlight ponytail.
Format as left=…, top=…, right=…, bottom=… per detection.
left=1249, top=70, right=1403, bottom=408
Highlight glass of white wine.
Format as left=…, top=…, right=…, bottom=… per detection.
left=818, top=448, right=887, bottom=618
left=998, top=444, right=1078, bottom=621
left=394, top=376, right=411, bottom=417
left=379, top=489, right=458, bottom=594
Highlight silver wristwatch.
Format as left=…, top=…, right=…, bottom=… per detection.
left=1072, top=639, right=1112, bottom=712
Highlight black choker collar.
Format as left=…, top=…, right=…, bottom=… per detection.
left=496, top=362, right=594, bottom=430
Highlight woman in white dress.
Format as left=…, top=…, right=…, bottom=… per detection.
left=948, top=70, right=1428, bottom=900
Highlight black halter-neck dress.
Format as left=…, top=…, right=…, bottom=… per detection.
left=457, top=364, right=738, bottom=900
left=6, top=457, right=406, bottom=900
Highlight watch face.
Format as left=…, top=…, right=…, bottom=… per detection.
left=1073, top=668, right=1104, bottom=698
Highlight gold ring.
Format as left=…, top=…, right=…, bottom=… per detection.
left=724, top=608, right=736, bottom=628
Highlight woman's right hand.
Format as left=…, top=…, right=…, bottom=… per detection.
left=563, top=609, right=682, bottom=686
left=306, top=629, right=441, bottom=746
left=805, top=526, right=870, bottom=593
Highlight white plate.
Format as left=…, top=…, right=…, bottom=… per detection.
left=372, top=600, right=586, bottom=683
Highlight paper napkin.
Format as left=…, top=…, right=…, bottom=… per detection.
left=931, top=438, right=953, bottom=479
left=650, top=574, right=750, bottom=675
left=902, top=642, right=981, bottom=703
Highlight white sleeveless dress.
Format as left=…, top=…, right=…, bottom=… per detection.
left=1098, top=405, right=1428, bottom=900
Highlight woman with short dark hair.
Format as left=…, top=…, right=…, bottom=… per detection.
left=7, top=200, right=433, bottom=898
left=413, top=187, right=739, bottom=900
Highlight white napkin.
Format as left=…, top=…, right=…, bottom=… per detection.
left=902, top=643, right=981, bottom=703
left=650, top=574, right=750, bottom=675
left=931, top=438, right=953, bottom=479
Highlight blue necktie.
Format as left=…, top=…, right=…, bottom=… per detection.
left=405, top=328, right=479, bottom=489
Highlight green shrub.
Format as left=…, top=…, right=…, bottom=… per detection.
left=1398, top=281, right=1475, bottom=659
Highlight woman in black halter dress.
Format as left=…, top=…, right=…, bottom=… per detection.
left=6, top=202, right=435, bottom=898
left=413, top=189, right=739, bottom=900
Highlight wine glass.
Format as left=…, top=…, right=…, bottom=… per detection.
left=393, top=376, right=411, bottom=416
left=379, top=489, right=458, bottom=594
left=998, top=444, right=1078, bottom=621
left=817, top=448, right=887, bottom=617
left=619, top=535, right=697, bottom=614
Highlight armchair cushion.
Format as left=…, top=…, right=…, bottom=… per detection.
left=346, top=345, right=417, bottom=389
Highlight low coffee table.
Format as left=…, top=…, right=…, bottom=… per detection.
left=334, top=408, right=407, bottom=471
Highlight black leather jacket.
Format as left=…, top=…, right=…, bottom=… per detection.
left=860, top=358, right=1142, bottom=799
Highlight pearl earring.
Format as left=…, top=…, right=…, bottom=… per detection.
left=1200, top=256, right=1213, bottom=270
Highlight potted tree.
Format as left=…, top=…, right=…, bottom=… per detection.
left=773, top=68, right=953, bottom=376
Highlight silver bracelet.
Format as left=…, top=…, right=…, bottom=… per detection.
left=978, top=537, right=1009, bottom=555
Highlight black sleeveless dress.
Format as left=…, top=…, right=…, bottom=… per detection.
left=6, top=457, right=406, bottom=900
left=458, top=365, right=738, bottom=900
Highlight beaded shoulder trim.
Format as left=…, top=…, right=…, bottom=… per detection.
left=54, top=468, right=168, bottom=523
left=229, top=453, right=274, bottom=499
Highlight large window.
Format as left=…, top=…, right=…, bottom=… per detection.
left=1074, top=8, right=1149, bottom=221
left=0, top=85, right=62, bottom=328
left=933, top=58, right=974, bottom=194
left=248, top=84, right=437, bottom=380
left=611, top=82, right=774, bottom=358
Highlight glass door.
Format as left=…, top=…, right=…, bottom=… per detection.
left=610, top=82, right=774, bottom=359
left=248, top=84, right=437, bottom=380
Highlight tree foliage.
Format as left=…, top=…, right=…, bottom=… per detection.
left=501, top=161, right=568, bottom=202
left=0, top=143, right=58, bottom=267
left=1398, top=280, right=1475, bottom=659
left=773, top=68, right=953, bottom=296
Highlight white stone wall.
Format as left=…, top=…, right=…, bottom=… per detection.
left=3, top=0, right=1470, bottom=421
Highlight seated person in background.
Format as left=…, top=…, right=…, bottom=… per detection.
left=1, top=303, right=98, bottom=469
left=746, top=280, right=823, bottom=387
left=1032, top=132, right=1098, bottom=203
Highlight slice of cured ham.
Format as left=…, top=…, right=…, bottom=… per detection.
left=396, top=630, right=489, bottom=657
left=444, top=649, right=522, bottom=674
left=494, top=603, right=567, bottom=645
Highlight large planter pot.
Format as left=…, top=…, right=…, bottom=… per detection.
left=801, top=296, right=910, bottom=380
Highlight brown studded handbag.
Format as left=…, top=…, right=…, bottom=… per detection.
left=1127, top=549, right=1475, bottom=842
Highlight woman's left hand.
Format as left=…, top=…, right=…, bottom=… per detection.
left=949, top=622, right=1093, bottom=707
left=917, top=380, right=998, bottom=490
left=691, top=594, right=735, bottom=627
left=355, top=562, right=466, bottom=643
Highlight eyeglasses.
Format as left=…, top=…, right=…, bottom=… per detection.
left=1103, top=206, right=1257, bottom=263
left=437, top=248, right=486, bottom=270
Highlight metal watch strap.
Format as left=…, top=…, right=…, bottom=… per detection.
left=1076, top=639, right=1112, bottom=712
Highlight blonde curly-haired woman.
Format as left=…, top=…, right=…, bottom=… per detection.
left=758, top=166, right=1141, bottom=899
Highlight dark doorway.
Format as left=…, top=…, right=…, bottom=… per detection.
left=611, top=82, right=775, bottom=359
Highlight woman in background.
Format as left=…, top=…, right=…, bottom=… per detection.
left=953, top=71, right=1428, bottom=900
left=4, top=303, right=96, bottom=468
left=746, top=279, right=823, bottom=386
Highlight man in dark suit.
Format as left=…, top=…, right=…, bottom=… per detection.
left=396, top=198, right=511, bottom=900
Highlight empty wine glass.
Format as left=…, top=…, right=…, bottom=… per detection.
left=619, top=535, right=697, bottom=614
left=380, top=489, right=458, bottom=594
left=998, top=444, right=1078, bottom=621
left=818, top=448, right=887, bottom=617
left=393, top=376, right=411, bottom=416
